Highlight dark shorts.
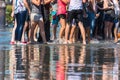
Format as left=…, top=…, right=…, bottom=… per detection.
left=66, top=9, right=83, bottom=25
left=58, top=14, right=66, bottom=20
left=104, top=14, right=114, bottom=22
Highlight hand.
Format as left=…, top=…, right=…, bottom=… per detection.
left=96, top=13, right=100, bottom=18
left=109, top=6, right=114, bottom=9
left=28, top=9, right=31, bottom=14
left=11, top=11, right=14, bottom=18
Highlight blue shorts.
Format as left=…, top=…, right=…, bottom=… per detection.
left=51, top=11, right=59, bottom=25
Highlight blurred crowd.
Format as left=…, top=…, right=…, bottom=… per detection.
left=10, top=0, right=120, bottom=45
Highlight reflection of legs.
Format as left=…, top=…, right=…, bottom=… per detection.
left=70, top=46, right=75, bottom=71
left=64, top=45, right=69, bottom=73
left=21, top=46, right=27, bottom=65
left=38, top=20, right=47, bottom=43
left=78, top=22, right=86, bottom=44
left=78, top=46, right=86, bottom=70
left=57, top=45, right=65, bottom=80
left=102, top=65, right=110, bottom=80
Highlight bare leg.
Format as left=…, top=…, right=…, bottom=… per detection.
left=29, top=21, right=37, bottom=42
left=104, top=21, right=109, bottom=40
left=114, top=22, right=119, bottom=42
left=21, top=21, right=29, bottom=42
left=52, top=24, right=57, bottom=40
left=38, top=20, right=47, bottom=43
left=11, top=19, right=17, bottom=43
left=78, top=21, right=86, bottom=44
left=59, top=18, right=66, bottom=39
left=108, top=22, right=113, bottom=40
left=34, top=24, right=39, bottom=41
left=69, top=24, right=76, bottom=43
left=65, top=23, right=70, bottom=43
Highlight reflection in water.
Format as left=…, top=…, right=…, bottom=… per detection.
left=2, top=44, right=119, bottom=80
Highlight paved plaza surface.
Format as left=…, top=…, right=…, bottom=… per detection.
left=0, top=27, right=120, bottom=80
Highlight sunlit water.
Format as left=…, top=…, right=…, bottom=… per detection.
left=0, top=27, right=120, bottom=80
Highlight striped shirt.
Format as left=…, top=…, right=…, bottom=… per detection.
left=13, top=0, right=26, bottom=14
left=68, top=0, right=83, bottom=11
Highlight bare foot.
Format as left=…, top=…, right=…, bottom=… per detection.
left=83, top=41, right=86, bottom=45
left=114, top=38, right=118, bottom=43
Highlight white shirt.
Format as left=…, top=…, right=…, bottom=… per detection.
left=68, top=0, right=83, bottom=11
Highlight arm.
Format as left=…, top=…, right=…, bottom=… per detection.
left=31, top=0, right=41, bottom=6
left=23, top=0, right=31, bottom=14
left=61, top=0, right=69, bottom=4
left=113, top=0, right=119, bottom=10
left=43, top=0, right=52, bottom=4
left=96, top=5, right=104, bottom=10
left=11, top=0, right=15, bottom=18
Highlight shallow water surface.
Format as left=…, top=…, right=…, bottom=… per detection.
left=0, top=28, right=120, bottom=80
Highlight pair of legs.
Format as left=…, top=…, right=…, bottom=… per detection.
left=104, top=14, right=114, bottom=40
left=29, top=13, right=47, bottom=43
left=10, top=12, right=29, bottom=44
left=51, top=12, right=59, bottom=40
left=104, top=21, right=114, bottom=40
left=11, top=20, right=29, bottom=44
left=65, top=10, right=86, bottom=44
left=15, top=11, right=27, bottom=43
left=68, top=19, right=78, bottom=43
left=65, top=21, right=86, bottom=44
left=87, top=11, right=96, bottom=39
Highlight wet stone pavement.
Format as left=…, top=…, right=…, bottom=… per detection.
left=0, top=27, right=120, bottom=80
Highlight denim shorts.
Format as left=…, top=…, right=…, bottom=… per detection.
left=31, top=13, right=43, bottom=21
left=51, top=11, right=59, bottom=25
